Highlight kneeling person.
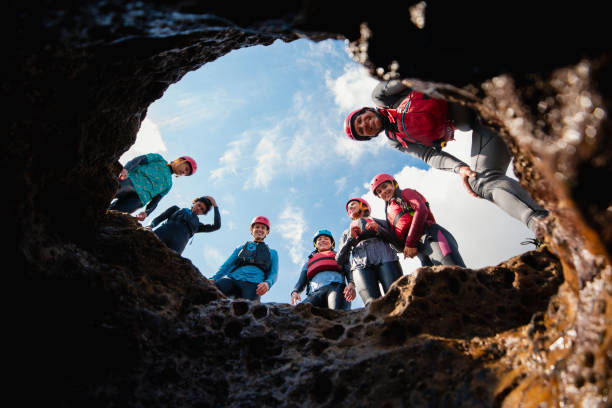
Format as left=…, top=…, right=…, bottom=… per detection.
left=210, top=216, right=278, bottom=301
left=290, top=229, right=356, bottom=310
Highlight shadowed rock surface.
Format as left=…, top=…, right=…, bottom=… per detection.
left=7, top=2, right=611, bottom=407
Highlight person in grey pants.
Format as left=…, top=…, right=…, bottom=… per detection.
left=344, top=79, right=548, bottom=234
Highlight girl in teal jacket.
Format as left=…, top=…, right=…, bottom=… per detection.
left=109, top=154, right=197, bottom=221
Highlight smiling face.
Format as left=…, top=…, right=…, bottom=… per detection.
left=251, top=223, right=269, bottom=241
left=172, top=160, right=192, bottom=176
left=191, top=200, right=208, bottom=215
left=347, top=200, right=363, bottom=219
left=354, top=110, right=383, bottom=137
left=375, top=181, right=395, bottom=201
left=315, top=235, right=332, bottom=252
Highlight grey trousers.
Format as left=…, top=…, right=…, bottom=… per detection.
left=466, top=119, right=548, bottom=233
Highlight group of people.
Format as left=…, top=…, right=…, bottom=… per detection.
left=108, top=79, right=548, bottom=309
left=109, top=153, right=222, bottom=254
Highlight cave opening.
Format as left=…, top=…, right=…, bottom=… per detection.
left=9, top=4, right=611, bottom=405
left=117, top=37, right=541, bottom=309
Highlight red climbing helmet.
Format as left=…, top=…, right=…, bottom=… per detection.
left=345, top=197, right=371, bottom=218
left=370, top=173, right=396, bottom=196
left=250, top=216, right=270, bottom=231
left=180, top=156, right=197, bottom=175
left=344, top=107, right=372, bottom=141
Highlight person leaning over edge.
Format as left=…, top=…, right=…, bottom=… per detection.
left=344, top=79, right=548, bottom=236
left=110, top=154, right=197, bottom=221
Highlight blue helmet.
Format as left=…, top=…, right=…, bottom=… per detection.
left=313, top=229, right=334, bottom=249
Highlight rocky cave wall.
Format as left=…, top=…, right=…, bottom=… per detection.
left=7, top=1, right=611, bottom=407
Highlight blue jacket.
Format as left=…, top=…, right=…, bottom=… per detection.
left=212, top=241, right=279, bottom=288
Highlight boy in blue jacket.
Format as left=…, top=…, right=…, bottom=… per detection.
left=210, top=216, right=278, bottom=301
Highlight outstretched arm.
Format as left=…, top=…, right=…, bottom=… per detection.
left=372, top=79, right=413, bottom=108
left=143, top=194, right=163, bottom=217
left=149, top=205, right=179, bottom=228
left=263, top=249, right=279, bottom=288
left=389, top=140, right=479, bottom=197
left=335, top=231, right=355, bottom=266
left=211, top=246, right=241, bottom=281
left=370, top=217, right=403, bottom=252
left=389, top=140, right=467, bottom=172
left=291, top=261, right=309, bottom=305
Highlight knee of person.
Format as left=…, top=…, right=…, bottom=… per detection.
left=467, top=177, right=487, bottom=198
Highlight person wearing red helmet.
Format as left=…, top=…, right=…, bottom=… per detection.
left=290, top=229, right=355, bottom=310
left=145, top=195, right=220, bottom=255
left=209, top=216, right=278, bottom=301
left=335, top=197, right=404, bottom=306
left=344, top=79, right=548, bottom=235
left=371, top=173, right=465, bottom=267
left=109, top=154, right=197, bottom=221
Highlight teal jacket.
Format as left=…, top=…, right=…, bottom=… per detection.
left=125, top=153, right=173, bottom=214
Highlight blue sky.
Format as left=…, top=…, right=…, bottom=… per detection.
left=120, top=38, right=533, bottom=308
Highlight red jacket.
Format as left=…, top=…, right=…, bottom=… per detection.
left=386, top=188, right=436, bottom=248
left=378, top=91, right=455, bottom=149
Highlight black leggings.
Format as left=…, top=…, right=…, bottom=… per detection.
left=353, top=261, right=403, bottom=305
left=109, top=178, right=143, bottom=214
left=303, top=282, right=347, bottom=310
left=214, top=277, right=260, bottom=301
left=416, top=224, right=466, bottom=268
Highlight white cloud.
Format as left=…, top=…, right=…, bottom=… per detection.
left=333, top=132, right=387, bottom=165
left=307, top=40, right=340, bottom=58
left=120, top=118, right=167, bottom=164
left=212, top=89, right=341, bottom=189
left=286, top=128, right=327, bottom=170
left=246, top=126, right=284, bottom=190
left=325, top=64, right=379, bottom=112
left=210, top=135, right=249, bottom=182
left=362, top=133, right=532, bottom=274
left=334, top=176, right=347, bottom=195
left=325, top=64, right=388, bottom=164
left=277, top=204, right=308, bottom=265
left=209, top=62, right=396, bottom=187
left=156, top=89, right=247, bottom=130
